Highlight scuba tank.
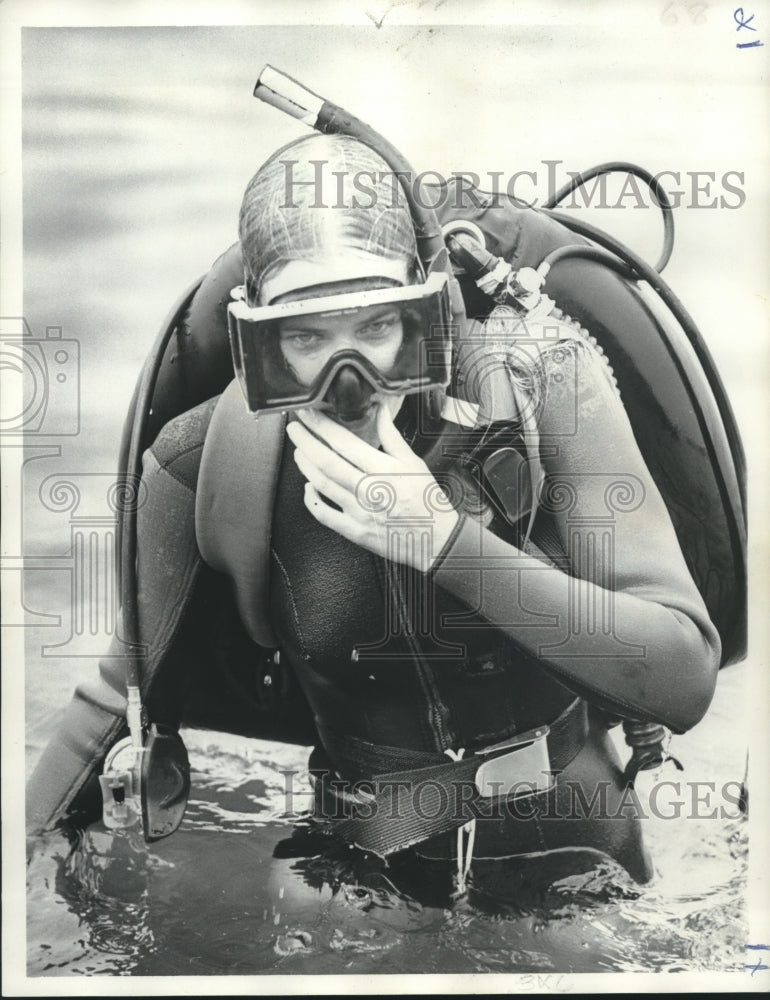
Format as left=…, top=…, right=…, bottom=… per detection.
left=110, top=67, right=745, bottom=839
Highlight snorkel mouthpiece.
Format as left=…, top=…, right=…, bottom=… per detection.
left=323, top=363, right=376, bottom=422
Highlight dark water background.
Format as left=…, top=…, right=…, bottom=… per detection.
left=17, top=23, right=764, bottom=980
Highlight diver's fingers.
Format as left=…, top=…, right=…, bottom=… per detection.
left=297, top=409, right=396, bottom=474
left=376, top=404, right=420, bottom=466
left=287, top=420, right=363, bottom=492
left=293, top=448, right=352, bottom=511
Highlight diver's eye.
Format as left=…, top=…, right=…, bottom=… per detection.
left=281, top=331, right=325, bottom=353
left=357, top=310, right=401, bottom=341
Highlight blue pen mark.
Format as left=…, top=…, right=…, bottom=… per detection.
left=745, top=944, right=770, bottom=976
left=734, top=8, right=764, bottom=47
left=734, top=7, right=756, bottom=29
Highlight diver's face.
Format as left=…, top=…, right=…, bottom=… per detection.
left=278, top=303, right=404, bottom=387
left=261, top=255, right=411, bottom=442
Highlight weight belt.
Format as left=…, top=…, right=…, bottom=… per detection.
left=314, top=697, right=588, bottom=857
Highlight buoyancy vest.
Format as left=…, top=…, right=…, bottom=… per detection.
left=269, top=415, right=579, bottom=731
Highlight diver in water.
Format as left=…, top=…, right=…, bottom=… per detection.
left=27, top=125, right=725, bottom=905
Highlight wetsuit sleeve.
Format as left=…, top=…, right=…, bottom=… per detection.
left=25, top=637, right=134, bottom=836
left=431, top=336, right=721, bottom=734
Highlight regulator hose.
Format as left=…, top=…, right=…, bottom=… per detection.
left=544, top=161, right=676, bottom=274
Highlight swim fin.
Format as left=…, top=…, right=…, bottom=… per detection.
left=140, top=724, right=191, bottom=843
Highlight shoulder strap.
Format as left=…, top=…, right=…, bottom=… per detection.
left=195, top=380, right=285, bottom=649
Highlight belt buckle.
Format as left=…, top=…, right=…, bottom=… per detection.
left=474, top=726, right=554, bottom=799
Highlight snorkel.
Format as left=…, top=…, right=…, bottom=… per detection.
left=253, top=66, right=448, bottom=275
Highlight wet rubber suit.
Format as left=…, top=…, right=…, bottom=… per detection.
left=26, top=319, right=721, bottom=888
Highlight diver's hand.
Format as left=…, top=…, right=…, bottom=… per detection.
left=285, top=406, right=459, bottom=572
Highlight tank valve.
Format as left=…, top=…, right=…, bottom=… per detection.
left=442, top=222, right=553, bottom=317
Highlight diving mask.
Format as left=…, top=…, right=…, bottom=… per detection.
left=227, top=271, right=453, bottom=414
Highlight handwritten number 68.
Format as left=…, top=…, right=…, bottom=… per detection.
left=662, top=1, right=709, bottom=25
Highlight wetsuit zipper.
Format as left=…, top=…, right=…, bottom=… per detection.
left=385, top=559, right=453, bottom=752
left=380, top=409, right=466, bottom=753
